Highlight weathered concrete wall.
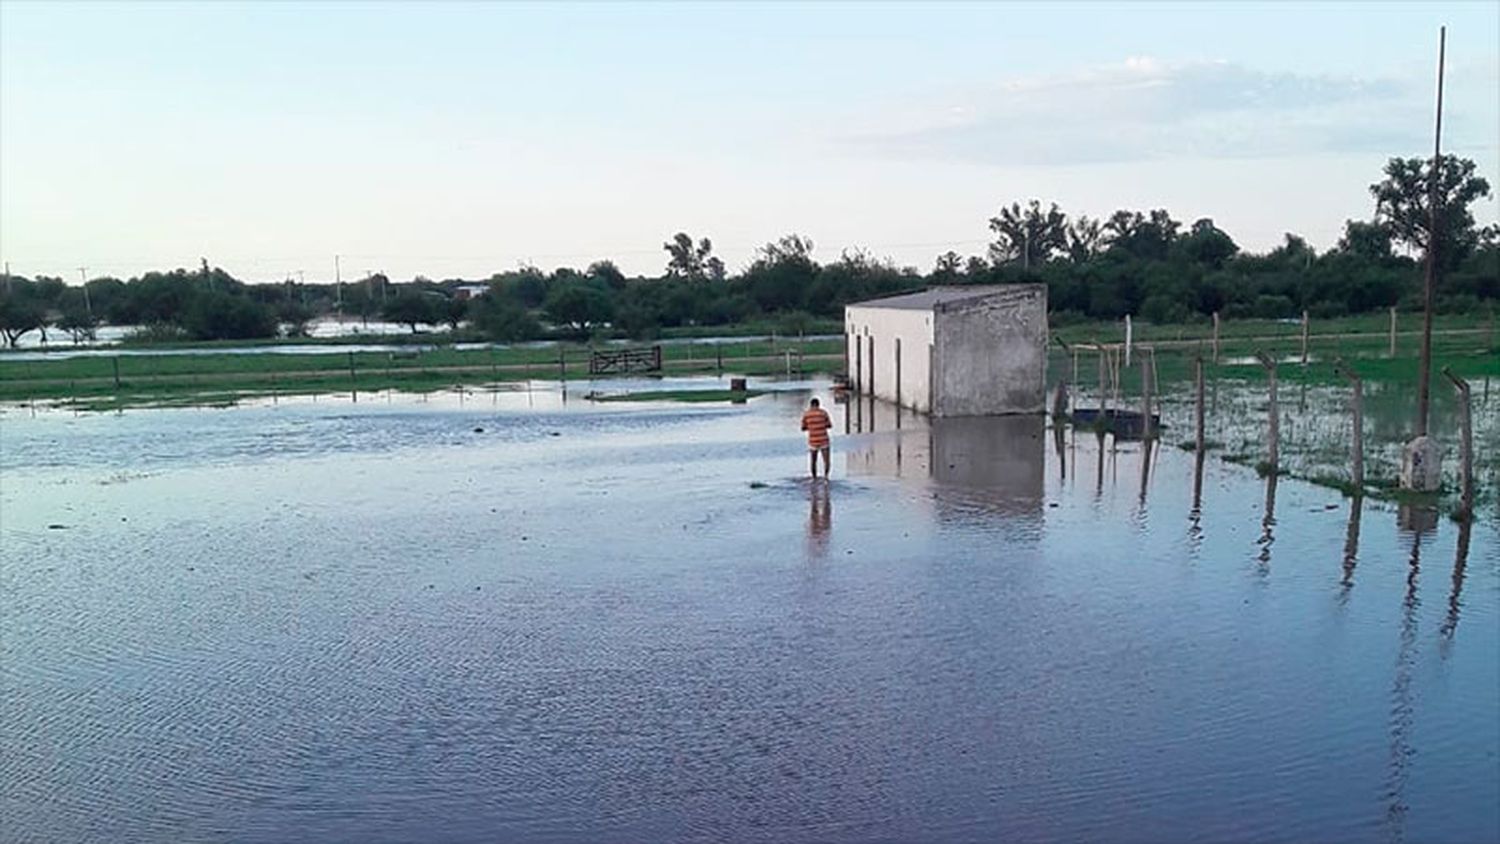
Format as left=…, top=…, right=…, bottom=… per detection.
left=933, top=285, right=1047, bottom=416
left=844, top=306, right=934, bottom=413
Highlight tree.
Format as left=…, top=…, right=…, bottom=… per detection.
left=442, top=297, right=468, bottom=332
left=471, top=293, right=541, bottom=342
left=1177, top=218, right=1239, bottom=269
left=0, top=285, right=46, bottom=348
left=663, top=232, right=720, bottom=281
left=1104, top=209, right=1180, bottom=260
left=932, top=251, right=963, bottom=282
left=1371, top=154, right=1492, bottom=270
left=184, top=291, right=277, bottom=340
left=382, top=290, right=440, bottom=332
left=278, top=301, right=315, bottom=337
left=587, top=260, right=627, bottom=290
left=744, top=234, right=819, bottom=312
left=544, top=282, right=613, bottom=334
left=988, top=200, right=1067, bottom=268
left=1335, top=220, right=1394, bottom=262
left=1066, top=216, right=1104, bottom=263
left=57, top=289, right=99, bottom=344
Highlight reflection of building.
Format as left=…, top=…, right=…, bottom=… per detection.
left=844, top=285, right=1047, bottom=416
left=846, top=410, right=1045, bottom=520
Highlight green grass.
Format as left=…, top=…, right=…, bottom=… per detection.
left=0, top=338, right=841, bottom=409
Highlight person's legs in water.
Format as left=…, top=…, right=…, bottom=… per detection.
left=809, top=447, right=819, bottom=478
left=820, top=446, right=831, bottom=479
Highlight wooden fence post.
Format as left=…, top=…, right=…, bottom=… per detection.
left=1212, top=311, right=1221, bottom=364
left=1255, top=351, right=1279, bottom=474
left=1442, top=366, right=1474, bottom=521
left=1389, top=306, right=1398, bottom=357
left=1097, top=347, right=1109, bottom=415
left=1194, top=355, right=1206, bottom=454
left=1300, top=310, right=1310, bottom=365
left=1335, top=357, right=1363, bottom=492
left=1140, top=348, right=1154, bottom=440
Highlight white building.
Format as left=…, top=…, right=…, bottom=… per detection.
left=844, top=285, right=1047, bottom=416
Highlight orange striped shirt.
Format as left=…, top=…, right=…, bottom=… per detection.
left=801, top=407, right=832, bottom=449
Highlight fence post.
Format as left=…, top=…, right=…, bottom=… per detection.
left=1255, top=351, right=1279, bottom=474
left=1212, top=311, right=1221, bottom=364
left=112, top=356, right=122, bottom=389
left=1300, top=310, right=1310, bottom=365
left=1389, top=306, right=1398, bottom=357
left=1124, top=315, right=1133, bottom=367
left=558, top=347, right=566, bottom=383
left=1097, top=346, right=1109, bottom=415
left=1335, top=357, right=1363, bottom=492
left=1140, top=347, right=1154, bottom=440
left=1194, top=355, right=1206, bottom=454
left=347, top=350, right=357, bottom=402
left=1442, top=367, right=1474, bottom=521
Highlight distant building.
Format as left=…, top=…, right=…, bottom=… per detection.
left=454, top=284, right=490, bottom=301
left=843, top=285, right=1047, bottom=416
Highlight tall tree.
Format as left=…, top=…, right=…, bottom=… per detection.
left=663, top=232, right=721, bottom=281
left=1371, top=154, right=1492, bottom=270
left=1178, top=218, right=1238, bottom=269
left=987, top=200, right=1067, bottom=268
left=1065, top=215, right=1103, bottom=263
left=932, top=251, right=964, bottom=282
left=0, top=283, right=46, bottom=348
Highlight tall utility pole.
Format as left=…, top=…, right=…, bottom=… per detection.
left=1415, top=26, right=1446, bottom=438
left=78, top=267, right=92, bottom=317
left=1401, top=26, right=1447, bottom=493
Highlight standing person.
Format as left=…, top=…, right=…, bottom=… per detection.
left=801, top=397, right=832, bottom=479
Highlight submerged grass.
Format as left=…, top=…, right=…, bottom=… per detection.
left=590, top=389, right=768, bottom=403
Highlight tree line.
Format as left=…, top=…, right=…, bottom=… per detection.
left=1, top=155, right=1494, bottom=348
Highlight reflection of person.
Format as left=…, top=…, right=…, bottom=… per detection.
left=807, top=480, right=832, bottom=556
left=801, top=397, right=832, bottom=478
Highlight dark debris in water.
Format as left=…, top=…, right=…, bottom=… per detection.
left=47, top=524, right=68, bottom=530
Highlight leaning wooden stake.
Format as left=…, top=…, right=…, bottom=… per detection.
left=1194, top=355, right=1206, bottom=454
left=1255, top=351, right=1279, bottom=473
left=1442, top=366, right=1474, bottom=521
left=1212, top=312, right=1221, bottom=363
left=1335, top=357, right=1364, bottom=492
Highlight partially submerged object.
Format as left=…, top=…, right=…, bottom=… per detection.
left=1068, top=407, right=1162, bottom=440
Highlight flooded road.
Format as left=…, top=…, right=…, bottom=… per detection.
left=1, top=382, right=1496, bottom=843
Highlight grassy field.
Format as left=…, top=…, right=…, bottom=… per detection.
left=2, top=314, right=1495, bottom=411
left=0, top=338, right=844, bottom=409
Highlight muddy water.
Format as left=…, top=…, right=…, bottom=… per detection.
left=1, top=382, right=1496, bottom=843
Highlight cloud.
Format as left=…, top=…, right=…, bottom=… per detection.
left=851, top=59, right=1433, bottom=165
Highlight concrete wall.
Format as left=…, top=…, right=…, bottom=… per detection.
left=844, top=306, right=935, bottom=414
left=933, top=285, right=1047, bottom=416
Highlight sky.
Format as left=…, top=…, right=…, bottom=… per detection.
left=1, top=0, right=1497, bottom=283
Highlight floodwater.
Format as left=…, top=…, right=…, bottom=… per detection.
left=3, top=330, right=842, bottom=361
left=1, top=381, right=1496, bottom=843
